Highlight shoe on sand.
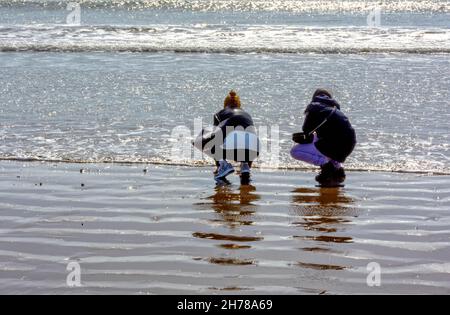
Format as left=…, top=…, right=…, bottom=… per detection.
left=316, top=162, right=346, bottom=185
left=214, top=160, right=234, bottom=181
left=334, top=167, right=346, bottom=184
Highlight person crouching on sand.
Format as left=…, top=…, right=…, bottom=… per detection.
left=193, top=90, right=260, bottom=185
left=291, top=89, right=356, bottom=186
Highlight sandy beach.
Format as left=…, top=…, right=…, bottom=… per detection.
left=0, top=161, right=448, bottom=294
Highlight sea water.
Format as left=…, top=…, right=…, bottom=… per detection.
left=0, top=0, right=449, bottom=173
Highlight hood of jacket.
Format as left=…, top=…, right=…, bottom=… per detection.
left=310, top=95, right=341, bottom=110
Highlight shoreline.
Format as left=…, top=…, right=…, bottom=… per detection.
left=0, top=158, right=448, bottom=176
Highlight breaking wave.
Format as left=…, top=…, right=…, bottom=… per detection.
left=1, top=25, right=449, bottom=54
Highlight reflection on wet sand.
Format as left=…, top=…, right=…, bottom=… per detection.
left=218, top=244, right=252, bottom=250
left=193, top=185, right=262, bottom=268
left=208, top=185, right=261, bottom=228
left=207, top=257, right=255, bottom=266
left=208, top=286, right=252, bottom=291
left=296, top=261, right=346, bottom=271
left=291, top=187, right=356, bottom=217
left=192, top=232, right=262, bottom=242
left=194, top=185, right=261, bottom=230
left=291, top=187, right=356, bottom=270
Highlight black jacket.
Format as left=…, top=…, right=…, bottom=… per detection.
left=302, top=95, right=356, bottom=163
left=198, top=107, right=256, bottom=148
left=213, top=107, right=256, bottom=136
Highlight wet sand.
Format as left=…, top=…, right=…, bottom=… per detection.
left=0, top=161, right=449, bottom=294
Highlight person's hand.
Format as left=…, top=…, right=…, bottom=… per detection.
left=292, top=132, right=314, bottom=144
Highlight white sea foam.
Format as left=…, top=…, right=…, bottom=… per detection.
left=1, top=24, right=449, bottom=53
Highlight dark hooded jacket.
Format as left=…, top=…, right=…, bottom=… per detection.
left=213, top=107, right=256, bottom=137
left=198, top=107, right=256, bottom=149
left=302, top=95, right=356, bottom=163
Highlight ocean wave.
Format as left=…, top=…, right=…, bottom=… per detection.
left=1, top=25, right=449, bottom=54
left=1, top=44, right=450, bottom=54
left=1, top=0, right=449, bottom=13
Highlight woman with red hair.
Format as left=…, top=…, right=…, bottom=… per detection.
left=194, top=90, right=260, bottom=185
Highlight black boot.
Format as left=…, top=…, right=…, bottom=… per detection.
left=240, top=173, right=251, bottom=186
left=333, top=167, right=346, bottom=184
left=315, top=162, right=336, bottom=183
left=316, top=162, right=345, bottom=187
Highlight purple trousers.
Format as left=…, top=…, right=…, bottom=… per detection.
left=290, top=135, right=341, bottom=168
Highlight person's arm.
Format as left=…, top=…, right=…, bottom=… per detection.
left=302, top=104, right=316, bottom=134
left=194, top=110, right=224, bottom=150
left=213, top=108, right=226, bottom=127
left=193, top=110, right=222, bottom=149
left=213, top=113, right=220, bottom=126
